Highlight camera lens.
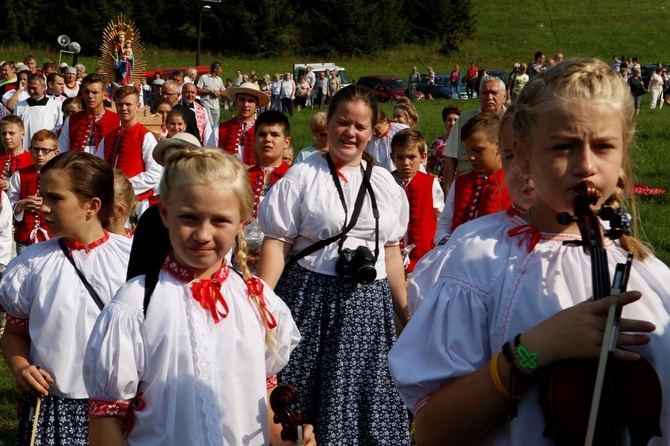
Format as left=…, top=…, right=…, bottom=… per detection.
left=357, top=265, right=377, bottom=284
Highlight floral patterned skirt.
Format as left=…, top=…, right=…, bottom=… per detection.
left=276, top=263, right=410, bottom=445
left=16, top=394, right=88, bottom=446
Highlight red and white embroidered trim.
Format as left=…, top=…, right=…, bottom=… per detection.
left=89, top=398, right=130, bottom=418
left=5, top=314, right=28, bottom=327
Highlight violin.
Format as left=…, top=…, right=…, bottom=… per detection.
left=538, top=181, right=662, bottom=446
left=270, top=384, right=304, bottom=445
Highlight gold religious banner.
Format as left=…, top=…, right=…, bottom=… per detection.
left=99, top=14, right=146, bottom=87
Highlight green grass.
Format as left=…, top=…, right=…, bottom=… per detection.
left=2, top=1, right=670, bottom=441
left=0, top=358, right=18, bottom=444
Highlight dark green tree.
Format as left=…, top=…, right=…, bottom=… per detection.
left=298, top=0, right=406, bottom=56
left=402, top=0, right=476, bottom=56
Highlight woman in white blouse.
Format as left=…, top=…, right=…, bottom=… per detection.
left=258, top=85, right=411, bottom=445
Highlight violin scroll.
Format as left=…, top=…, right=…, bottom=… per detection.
left=270, top=384, right=304, bottom=444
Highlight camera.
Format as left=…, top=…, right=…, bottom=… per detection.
left=335, top=246, right=377, bottom=284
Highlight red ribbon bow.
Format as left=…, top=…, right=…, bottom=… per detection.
left=246, top=277, right=277, bottom=329
left=191, top=279, right=229, bottom=324
left=508, top=224, right=541, bottom=252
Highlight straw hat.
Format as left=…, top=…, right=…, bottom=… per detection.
left=226, top=82, right=270, bottom=107
left=153, top=133, right=202, bottom=166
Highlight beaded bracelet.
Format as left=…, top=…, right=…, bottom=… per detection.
left=503, top=334, right=539, bottom=377
left=514, top=333, right=539, bottom=375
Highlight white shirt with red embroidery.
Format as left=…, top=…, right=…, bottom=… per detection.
left=0, top=233, right=131, bottom=398
left=389, top=211, right=670, bottom=446
left=0, top=191, right=12, bottom=265
left=84, top=255, right=300, bottom=446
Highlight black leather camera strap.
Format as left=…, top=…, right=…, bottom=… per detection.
left=58, top=238, right=105, bottom=311
left=285, top=154, right=374, bottom=268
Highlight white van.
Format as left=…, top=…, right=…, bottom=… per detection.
left=293, top=63, right=351, bottom=87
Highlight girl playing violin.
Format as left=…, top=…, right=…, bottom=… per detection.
left=389, top=58, right=670, bottom=445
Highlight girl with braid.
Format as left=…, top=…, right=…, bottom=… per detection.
left=84, top=148, right=312, bottom=445
left=389, top=59, right=670, bottom=446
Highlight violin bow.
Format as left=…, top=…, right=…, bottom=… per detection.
left=29, top=396, right=42, bottom=446
left=584, top=253, right=633, bottom=446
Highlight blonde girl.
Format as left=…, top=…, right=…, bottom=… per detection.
left=390, top=58, right=670, bottom=445
left=0, top=151, right=131, bottom=444
left=84, top=148, right=310, bottom=445
left=393, top=97, right=419, bottom=128
left=110, top=169, right=138, bottom=237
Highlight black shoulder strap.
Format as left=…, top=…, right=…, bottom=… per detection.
left=58, top=239, right=105, bottom=311
left=285, top=157, right=372, bottom=269
left=143, top=265, right=161, bottom=318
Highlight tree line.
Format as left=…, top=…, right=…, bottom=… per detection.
left=1, top=0, right=475, bottom=58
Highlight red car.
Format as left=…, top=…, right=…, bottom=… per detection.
left=356, top=75, right=425, bottom=102
left=144, top=66, right=211, bottom=83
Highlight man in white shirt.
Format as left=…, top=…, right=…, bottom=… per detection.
left=196, top=62, right=225, bottom=127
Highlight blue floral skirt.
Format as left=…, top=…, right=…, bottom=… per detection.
left=276, top=263, right=410, bottom=445
left=16, top=394, right=88, bottom=445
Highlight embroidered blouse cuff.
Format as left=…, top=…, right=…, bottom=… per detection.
left=266, top=375, right=278, bottom=389
left=5, top=313, right=28, bottom=327
left=88, top=398, right=131, bottom=418
left=413, top=393, right=432, bottom=415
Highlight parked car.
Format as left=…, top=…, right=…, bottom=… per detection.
left=144, top=66, right=211, bottom=83
left=293, top=63, right=351, bottom=88
left=357, top=75, right=424, bottom=102
left=483, top=68, right=509, bottom=86
left=418, top=73, right=470, bottom=100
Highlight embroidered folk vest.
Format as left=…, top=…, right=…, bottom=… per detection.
left=15, top=165, right=51, bottom=244
left=452, top=168, right=512, bottom=232
left=217, top=118, right=255, bottom=165
left=69, top=110, right=120, bottom=152
left=404, top=171, right=437, bottom=272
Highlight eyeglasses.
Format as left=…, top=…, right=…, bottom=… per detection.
left=161, top=92, right=178, bottom=97
left=30, top=147, right=58, bottom=155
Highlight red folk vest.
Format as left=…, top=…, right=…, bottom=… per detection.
left=15, top=165, right=51, bottom=244
left=249, top=162, right=291, bottom=219
left=103, top=123, right=153, bottom=202
left=0, top=151, right=33, bottom=178
left=68, top=110, right=120, bottom=152
left=452, top=168, right=512, bottom=232
left=217, top=118, right=255, bottom=165
left=404, top=171, right=437, bottom=272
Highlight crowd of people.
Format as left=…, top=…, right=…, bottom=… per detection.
left=0, top=51, right=668, bottom=446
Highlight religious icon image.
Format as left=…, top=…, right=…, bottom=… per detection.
left=99, top=14, right=145, bottom=86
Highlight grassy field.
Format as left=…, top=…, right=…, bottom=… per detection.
left=1, top=0, right=670, bottom=442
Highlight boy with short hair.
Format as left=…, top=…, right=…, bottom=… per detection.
left=391, top=129, right=444, bottom=273
left=249, top=110, right=292, bottom=219
left=14, top=74, right=64, bottom=150
left=0, top=116, right=33, bottom=191
left=8, top=129, right=58, bottom=254
left=96, top=86, right=161, bottom=216
left=58, top=73, right=120, bottom=154
left=434, top=113, right=512, bottom=244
